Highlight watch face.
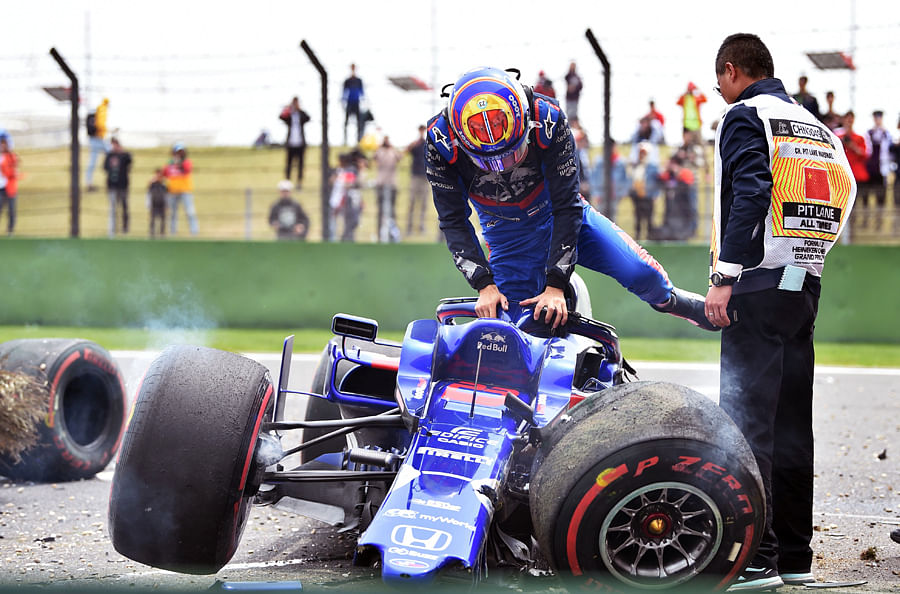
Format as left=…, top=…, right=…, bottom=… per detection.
left=711, top=273, right=733, bottom=286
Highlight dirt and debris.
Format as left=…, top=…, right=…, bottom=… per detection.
left=859, top=546, right=878, bottom=561
left=0, top=369, right=47, bottom=460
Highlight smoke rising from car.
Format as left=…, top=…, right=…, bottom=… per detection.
left=114, top=276, right=218, bottom=399
left=130, top=279, right=217, bottom=339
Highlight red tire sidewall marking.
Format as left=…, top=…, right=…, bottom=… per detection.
left=87, top=347, right=128, bottom=462
left=227, top=383, right=274, bottom=554
left=49, top=347, right=126, bottom=467
left=565, top=464, right=629, bottom=575
left=238, top=384, right=273, bottom=491
left=47, top=351, right=82, bottom=428
left=715, top=524, right=756, bottom=589
left=557, top=441, right=761, bottom=585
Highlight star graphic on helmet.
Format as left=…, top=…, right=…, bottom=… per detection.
left=543, top=109, right=556, bottom=139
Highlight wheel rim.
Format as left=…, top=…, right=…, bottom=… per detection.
left=599, top=481, right=723, bottom=589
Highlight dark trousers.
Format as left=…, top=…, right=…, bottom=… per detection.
left=285, top=145, right=306, bottom=185
left=376, top=184, right=397, bottom=243
left=150, top=204, right=166, bottom=237
left=108, top=188, right=129, bottom=235
left=344, top=102, right=364, bottom=144
left=341, top=203, right=360, bottom=242
left=630, top=192, right=653, bottom=239
left=718, top=281, right=820, bottom=574
left=0, top=189, right=15, bottom=233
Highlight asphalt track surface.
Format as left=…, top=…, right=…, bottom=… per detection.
left=1, top=351, right=898, bottom=592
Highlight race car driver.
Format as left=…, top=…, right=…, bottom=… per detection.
left=425, top=66, right=715, bottom=330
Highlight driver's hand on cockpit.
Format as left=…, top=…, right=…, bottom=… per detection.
left=521, top=286, right=568, bottom=329
left=475, top=284, right=509, bottom=319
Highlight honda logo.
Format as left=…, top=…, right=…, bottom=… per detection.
left=390, top=524, right=452, bottom=551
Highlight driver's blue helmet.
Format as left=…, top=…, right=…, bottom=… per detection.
left=447, top=67, right=531, bottom=172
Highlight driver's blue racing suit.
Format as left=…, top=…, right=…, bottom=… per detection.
left=425, top=94, right=674, bottom=306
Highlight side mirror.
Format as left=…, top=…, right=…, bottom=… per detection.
left=331, top=314, right=378, bottom=341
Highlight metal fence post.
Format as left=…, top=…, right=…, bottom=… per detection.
left=300, top=40, right=330, bottom=242
left=49, top=47, right=80, bottom=238
left=585, top=30, right=612, bottom=219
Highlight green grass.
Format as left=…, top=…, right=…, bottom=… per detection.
left=17, top=143, right=900, bottom=244
left=1, top=326, right=897, bottom=367
left=15, top=145, right=444, bottom=242
left=13, top=144, right=714, bottom=244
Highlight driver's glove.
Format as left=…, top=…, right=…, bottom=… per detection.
left=650, top=287, right=720, bottom=332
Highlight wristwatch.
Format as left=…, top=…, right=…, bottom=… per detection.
left=710, top=272, right=738, bottom=287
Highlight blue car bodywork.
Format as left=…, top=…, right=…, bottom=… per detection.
left=287, top=299, right=623, bottom=584
left=107, top=290, right=762, bottom=590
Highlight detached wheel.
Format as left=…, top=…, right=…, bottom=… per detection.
left=530, top=381, right=763, bottom=591
left=108, top=345, right=273, bottom=574
left=0, top=338, right=126, bottom=482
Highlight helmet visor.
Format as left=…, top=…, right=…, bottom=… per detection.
left=463, top=132, right=529, bottom=172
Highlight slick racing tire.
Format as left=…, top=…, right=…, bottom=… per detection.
left=0, top=338, right=126, bottom=482
left=108, top=345, right=273, bottom=574
left=530, top=381, right=764, bottom=591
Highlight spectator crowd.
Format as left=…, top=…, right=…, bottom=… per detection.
left=586, top=73, right=900, bottom=241
left=3, top=66, right=900, bottom=242
left=783, top=75, right=900, bottom=235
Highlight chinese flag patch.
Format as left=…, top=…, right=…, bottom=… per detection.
left=804, top=167, right=830, bottom=202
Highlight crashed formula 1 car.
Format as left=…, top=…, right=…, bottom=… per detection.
left=108, top=277, right=764, bottom=590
